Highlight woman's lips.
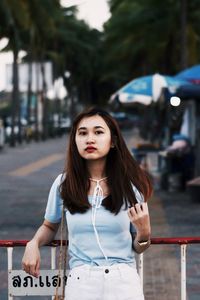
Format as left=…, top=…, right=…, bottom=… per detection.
left=85, top=147, right=97, bottom=153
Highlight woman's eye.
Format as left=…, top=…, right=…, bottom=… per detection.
left=95, top=131, right=103, bottom=135
left=79, top=131, right=86, bottom=135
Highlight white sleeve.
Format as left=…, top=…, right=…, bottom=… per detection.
left=44, top=174, right=63, bottom=223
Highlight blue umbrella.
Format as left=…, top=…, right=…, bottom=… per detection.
left=110, top=73, right=190, bottom=106
left=175, top=64, right=200, bottom=84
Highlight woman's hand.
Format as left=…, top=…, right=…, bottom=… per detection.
left=128, top=202, right=151, bottom=241
left=21, top=221, right=59, bottom=278
left=22, top=240, right=41, bottom=278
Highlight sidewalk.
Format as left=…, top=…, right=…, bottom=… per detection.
left=144, top=193, right=181, bottom=300
left=150, top=190, right=200, bottom=300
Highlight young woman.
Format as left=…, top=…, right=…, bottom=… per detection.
left=22, top=107, right=153, bottom=300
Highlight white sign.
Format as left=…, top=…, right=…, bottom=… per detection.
left=8, top=269, right=68, bottom=296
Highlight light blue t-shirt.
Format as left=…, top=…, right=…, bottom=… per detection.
left=44, top=174, right=144, bottom=269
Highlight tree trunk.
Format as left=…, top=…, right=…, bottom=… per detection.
left=41, top=61, right=48, bottom=140
left=34, top=62, right=40, bottom=141
left=27, top=61, right=32, bottom=123
left=26, top=60, right=33, bottom=142
left=180, top=0, right=188, bottom=69
left=10, top=45, right=20, bottom=146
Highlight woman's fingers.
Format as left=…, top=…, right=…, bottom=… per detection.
left=128, top=203, right=150, bottom=226
left=141, top=202, right=149, bottom=214
left=22, top=261, right=39, bottom=277
left=134, top=203, right=143, bottom=213
left=29, top=263, right=36, bottom=277
left=35, top=259, right=40, bottom=277
left=128, top=202, right=151, bottom=240
left=22, top=262, right=29, bottom=273
left=128, top=203, right=148, bottom=217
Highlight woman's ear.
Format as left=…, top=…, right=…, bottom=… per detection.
left=111, top=135, right=117, bottom=148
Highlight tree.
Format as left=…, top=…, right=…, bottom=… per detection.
left=102, top=0, right=200, bottom=99
left=0, top=0, right=29, bottom=146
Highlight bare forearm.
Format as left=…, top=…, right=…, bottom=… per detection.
left=132, top=233, right=151, bottom=254
left=30, top=223, right=58, bottom=247
left=22, top=221, right=59, bottom=277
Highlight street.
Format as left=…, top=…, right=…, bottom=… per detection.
left=0, top=129, right=199, bottom=300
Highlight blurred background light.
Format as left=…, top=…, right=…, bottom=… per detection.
left=0, top=37, right=9, bottom=51
left=170, top=96, right=181, bottom=106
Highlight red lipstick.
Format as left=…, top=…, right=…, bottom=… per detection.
left=85, top=146, right=96, bottom=153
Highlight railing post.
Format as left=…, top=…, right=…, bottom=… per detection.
left=51, top=246, right=56, bottom=270
left=138, top=253, right=144, bottom=288
left=181, top=244, right=187, bottom=300
left=51, top=246, right=57, bottom=300
left=7, top=247, right=13, bottom=300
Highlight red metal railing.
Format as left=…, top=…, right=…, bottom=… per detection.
left=1, top=237, right=200, bottom=247
left=151, top=237, right=200, bottom=244
left=0, top=240, right=67, bottom=247
left=1, top=237, right=200, bottom=300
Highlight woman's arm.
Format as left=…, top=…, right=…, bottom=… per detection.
left=128, top=203, right=151, bottom=254
left=131, top=233, right=151, bottom=254
left=22, top=220, right=60, bottom=277
left=30, top=220, right=60, bottom=247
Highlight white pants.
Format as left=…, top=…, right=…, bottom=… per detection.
left=65, top=263, right=144, bottom=300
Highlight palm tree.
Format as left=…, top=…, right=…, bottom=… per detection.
left=180, top=0, right=188, bottom=69
left=0, top=0, right=30, bottom=146
left=20, top=0, right=62, bottom=140
left=103, top=0, right=200, bottom=95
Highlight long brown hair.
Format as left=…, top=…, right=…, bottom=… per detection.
left=60, top=107, right=153, bottom=214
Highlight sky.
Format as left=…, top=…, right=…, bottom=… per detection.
left=61, top=0, right=110, bottom=31
left=0, top=0, right=110, bottom=92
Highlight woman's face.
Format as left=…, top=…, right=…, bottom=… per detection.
left=75, top=115, right=113, bottom=161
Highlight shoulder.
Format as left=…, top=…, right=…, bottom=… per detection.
left=45, top=174, right=65, bottom=223
left=49, top=173, right=66, bottom=194
left=52, top=173, right=65, bottom=186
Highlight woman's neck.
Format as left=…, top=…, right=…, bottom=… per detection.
left=87, top=159, right=106, bottom=180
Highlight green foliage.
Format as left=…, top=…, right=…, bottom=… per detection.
left=103, top=0, right=200, bottom=96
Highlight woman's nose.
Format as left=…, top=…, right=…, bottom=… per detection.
left=86, top=134, right=95, bottom=144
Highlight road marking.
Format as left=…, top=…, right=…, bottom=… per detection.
left=9, top=154, right=65, bottom=177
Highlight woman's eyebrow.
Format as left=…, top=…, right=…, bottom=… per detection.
left=77, top=127, right=87, bottom=131
left=94, top=126, right=105, bottom=129
left=77, top=126, right=105, bottom=131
